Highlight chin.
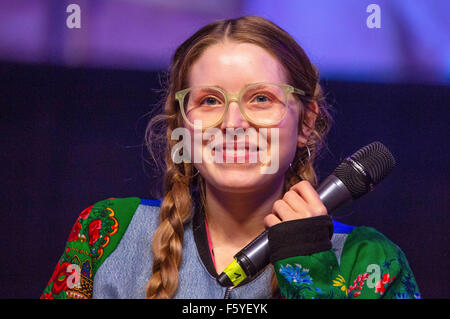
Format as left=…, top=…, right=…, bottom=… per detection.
left=202, top=164, right=271, bottom=192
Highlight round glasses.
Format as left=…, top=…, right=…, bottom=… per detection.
left=175, top=82, right=306, bottom=129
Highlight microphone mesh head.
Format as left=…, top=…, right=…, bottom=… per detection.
left=333, top=142, right=396, bottom=199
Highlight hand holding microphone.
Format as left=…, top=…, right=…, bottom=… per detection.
left=264, top=181, right=328, bottom=228
left=217, top=141, right=396, bottom=287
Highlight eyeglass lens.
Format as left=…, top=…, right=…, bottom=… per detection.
left=183, top=83, right=288, bottom=127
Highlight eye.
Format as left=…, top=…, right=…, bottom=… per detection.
left=251, top=94, right=271, bottom=103
left=200, top=96, right=221, bottom=106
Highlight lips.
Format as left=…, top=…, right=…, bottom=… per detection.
left=208, top=140, right=260, bottom=152
left=208, top=141, right=262, bottom=163
left=219, top=142, right=260, bottom=152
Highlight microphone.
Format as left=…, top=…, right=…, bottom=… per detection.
left=217, top=141, right=396, bottom=287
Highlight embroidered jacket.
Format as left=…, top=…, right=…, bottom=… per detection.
left=41, top=197, right=420, bottom=299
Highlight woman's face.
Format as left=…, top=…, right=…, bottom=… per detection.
left=184, top=41, right=303, bottom=194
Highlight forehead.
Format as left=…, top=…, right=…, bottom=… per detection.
left=187, top=41, right=287, bottom=89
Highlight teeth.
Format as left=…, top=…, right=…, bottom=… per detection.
left=213, top=144, right=260, bottom=151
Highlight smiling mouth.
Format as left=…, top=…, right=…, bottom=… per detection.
left=214, top=141, right=261, bottom=151
left=210, top=145, right=263, bottom=163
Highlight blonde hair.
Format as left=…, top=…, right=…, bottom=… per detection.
left=144, top=15, right=333, bottom=299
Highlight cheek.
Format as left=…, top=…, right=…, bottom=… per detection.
left=272, top=109, right=300, bottom=164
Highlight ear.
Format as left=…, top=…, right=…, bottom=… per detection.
left=297, top=101, right=319, bottom=147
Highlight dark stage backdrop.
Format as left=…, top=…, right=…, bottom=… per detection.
left=0, top=62, right=448, bottom=299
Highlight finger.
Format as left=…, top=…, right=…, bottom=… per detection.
left=272, top=199, right=297, bottom=221
left=290, top=181, right=327, bottom=215
left=282, top=189, right=308, bottom=213
left=264, top=213, right=281, bottom=228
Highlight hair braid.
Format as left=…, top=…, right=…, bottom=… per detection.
left=146, top=163, right=194, bottom=298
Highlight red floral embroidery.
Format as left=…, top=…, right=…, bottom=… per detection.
left=67, top=220, right=82, bottom=242
left=348, top=273, right=370, bottom=297
left=79, top=205, right=93, bottom=220
left=49, top=261, right=72, bottom=295
left=88, top=219, right=102, bottom=245
left=375, top=273, right=396, bottom=295
left=41, top=292, right=54, bottom=299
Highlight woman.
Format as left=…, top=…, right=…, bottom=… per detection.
left=41, top=16, right=420, bottom=299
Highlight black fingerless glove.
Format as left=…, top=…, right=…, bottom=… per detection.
left=267, top=215, right=334, bottom=264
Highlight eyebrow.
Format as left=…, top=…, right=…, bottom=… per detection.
left=210, top=84, right=226, bottom=90
left=196, top=82, right=271, bottom=90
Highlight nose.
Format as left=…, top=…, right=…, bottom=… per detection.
left=220, top=99, right=251, bottom=130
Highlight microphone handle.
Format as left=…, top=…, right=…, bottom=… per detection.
left=219, top=232, right=269, bottom=287
left=234, top=230, right=269, bottom=278
left=316, top=174, right=353, bottom=212
left=225, top=175, right=353, bottom=284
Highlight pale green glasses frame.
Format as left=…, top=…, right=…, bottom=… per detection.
left=175, top=82, right=306, bottom=129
